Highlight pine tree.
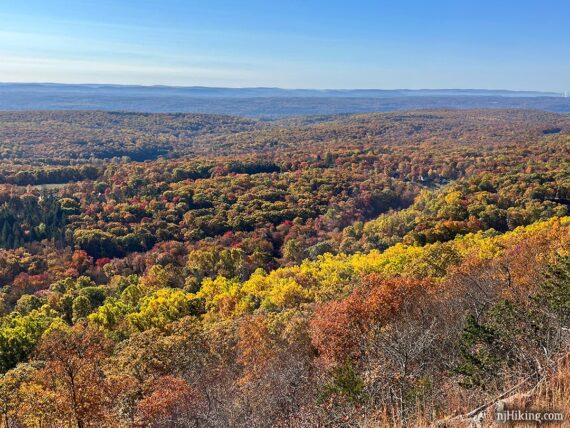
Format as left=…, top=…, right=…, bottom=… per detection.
left=537, top=254, right=570, bottom=325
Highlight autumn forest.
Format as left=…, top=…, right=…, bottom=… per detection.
left=0, top=108, right=569, bottom=427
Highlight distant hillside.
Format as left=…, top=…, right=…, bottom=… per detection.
left=1, top=83, right=569, bottom=117
left=0, top=109, right=567, bottom=166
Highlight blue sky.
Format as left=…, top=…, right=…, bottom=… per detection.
left=0, top=0, right=568, bottom=90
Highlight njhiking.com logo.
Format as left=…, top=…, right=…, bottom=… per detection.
left=496, top=410, right=564, bottom=424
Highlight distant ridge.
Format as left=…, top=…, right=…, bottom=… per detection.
left=0, top=83, right=562, bottom=98
left=0, top=83, right=568, bottom=117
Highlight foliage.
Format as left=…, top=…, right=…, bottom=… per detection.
left=0, top=109, right=568, bottom=426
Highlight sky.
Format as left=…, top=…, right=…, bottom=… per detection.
left=0, top=0, right=568, bottom=91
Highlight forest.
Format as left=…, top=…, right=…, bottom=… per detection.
left=0, top=109, right=569, bottom=427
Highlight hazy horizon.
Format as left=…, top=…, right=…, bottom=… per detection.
left=0, top=82, right=565, bottom=95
